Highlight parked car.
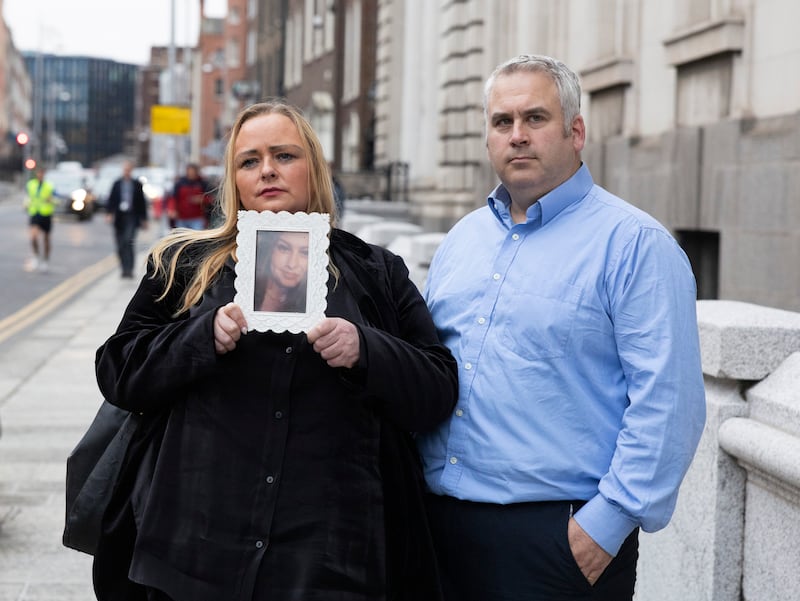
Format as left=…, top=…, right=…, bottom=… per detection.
left=46, top=168, right=96, bottom=221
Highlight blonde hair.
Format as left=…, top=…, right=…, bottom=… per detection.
left=149, top=100, right=338, bottom=315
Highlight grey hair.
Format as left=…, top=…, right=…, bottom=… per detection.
left=483, top=54, right=582, bottom=137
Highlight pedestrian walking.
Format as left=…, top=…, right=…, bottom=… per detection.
left=168, top=163, right=213, bottom=229
left=105, top=161, right=148, bottom=279
left=92, top=100, right=457, bottom=601
left=24, top=167, right=56, bottom=273
left=418, top=53, right=707, bottom=601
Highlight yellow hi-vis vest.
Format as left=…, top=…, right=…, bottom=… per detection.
left=26, top=178, right=56, bottom=217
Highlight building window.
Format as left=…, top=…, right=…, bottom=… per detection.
left=588, top=85, right=626, bottom=141
left=677, top=230, right=720, bottom=300
left=675, top=54, right=733, bottom=127
left=247, top=30, right=257, bottom=66
left=215, top=78, right=224, bottom=98
left=343, top=0, right=362, bottom=102
left=663, top=14, right=745, bottom=127
left=227, top=39, right=240, bottom=69
left=304, top=0, right=314, bottom=61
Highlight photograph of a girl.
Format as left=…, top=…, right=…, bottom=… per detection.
left=254, top=230, right=309, bottom=313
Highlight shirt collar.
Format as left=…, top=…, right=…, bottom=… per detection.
left=487, top=163, right=594, bottom=227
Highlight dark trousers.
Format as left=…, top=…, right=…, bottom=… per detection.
left=426, top=494, right=638, bottom=601
left=114, top=215, right=138, bottom=276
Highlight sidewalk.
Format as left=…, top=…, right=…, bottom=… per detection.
left=0, top=264, right=141, bottom=600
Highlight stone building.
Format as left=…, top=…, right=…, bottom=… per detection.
left=23, top=53, right=137, bottom=169
left=192, top=0, right=251, bottom=167
left=0, top=12, right=31, bottom=179
left=374, top=0, right=800, bottom=312
left=240, top=0, right=379, bottom=183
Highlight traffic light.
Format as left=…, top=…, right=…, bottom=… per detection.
left=24, top=158, right=36, bottom=170
left=16, top=132, right=29, bottom=145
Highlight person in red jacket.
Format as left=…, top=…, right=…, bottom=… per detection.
left=168, top=163, right=212, bottom=229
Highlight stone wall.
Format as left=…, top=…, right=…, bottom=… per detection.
left=586, top=111, right=800, bottom=313
left=635, top=300, right=800, bottom=601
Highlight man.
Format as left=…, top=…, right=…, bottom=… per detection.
left=418, top=54, right=706, bottom=600
left=24, top=167, right=56, bottom=272
left=106, top=161, right=148, bottom=278
left=169, top=163, right=212, bottom=230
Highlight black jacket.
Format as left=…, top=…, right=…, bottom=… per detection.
left=94, top=229, right=457, bottom=601
left=106, top=176, right=148, bottom=228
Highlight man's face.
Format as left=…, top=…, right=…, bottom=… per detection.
left=485, top=70, right=585, bottom=207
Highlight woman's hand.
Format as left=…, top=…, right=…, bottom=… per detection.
left=307, top=318, right=360, bottom=368
left=214, top=302, right=248, bottom=354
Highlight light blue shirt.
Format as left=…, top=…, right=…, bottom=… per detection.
left=418, top=164, right=706, bottom=556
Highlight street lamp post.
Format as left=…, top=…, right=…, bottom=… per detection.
left=32, top=24, right=64, bottom=167
left=45, top=83, right=71, bottom=167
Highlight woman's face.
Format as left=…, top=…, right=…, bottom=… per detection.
left=234, top=113, right=310, bottom=213
left=270, top=232, right=309, bottom=289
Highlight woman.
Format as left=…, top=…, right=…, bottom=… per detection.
left=254, top=230, right=309, bottom=313
left=93, top=101, right=458, bottom=601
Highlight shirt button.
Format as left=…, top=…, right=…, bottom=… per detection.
left=449, top=456, right=458, bottom=465
left=512, top=233, right=520, bottom=240
left=255, top=540, right=264, bottom=549
left=455, top=409, right=464, bottom=417
left=285, top=346, right=293, bottom=354
left=266, top=475, right=275, bottom=484
left=477, top=317, right=486, bottom=325
left=464, top=362, right=472, bottom=370
left=493, top=273, right=501, bottom=280
left=274, top=410, right=283, bottom=419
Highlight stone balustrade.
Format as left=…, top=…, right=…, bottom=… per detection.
left=635, top=301, right=800, bottom=601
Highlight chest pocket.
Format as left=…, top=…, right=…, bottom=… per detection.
left=498, top=279, right=582, bottom=361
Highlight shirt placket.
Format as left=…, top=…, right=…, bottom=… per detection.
left=440, top=224, right=529, bottom=490
left=246, top=339, right=300, bottom=571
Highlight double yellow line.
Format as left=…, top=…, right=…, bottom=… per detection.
left=0, top=254, right=118, bottom=345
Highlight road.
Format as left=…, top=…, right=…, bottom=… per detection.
left=0, top=196, right=117, bottom=349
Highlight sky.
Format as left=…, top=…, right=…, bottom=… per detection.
left=3, top=0, right=227, bottom=65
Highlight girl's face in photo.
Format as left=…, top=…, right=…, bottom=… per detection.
left=270, top=232, right=309, bottom=289
left=234, top=113, right=311, bottom=214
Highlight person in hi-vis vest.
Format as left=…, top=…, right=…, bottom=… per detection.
left=25, top=167, right=56, bottom=273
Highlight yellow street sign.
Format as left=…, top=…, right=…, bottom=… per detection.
left=151, top=105, right=191, bottom=135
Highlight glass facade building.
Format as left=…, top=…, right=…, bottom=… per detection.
left=23, top=53, right=138, bottom=168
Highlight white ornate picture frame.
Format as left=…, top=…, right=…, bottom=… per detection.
left=234, top=210, right=330, bottom=333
